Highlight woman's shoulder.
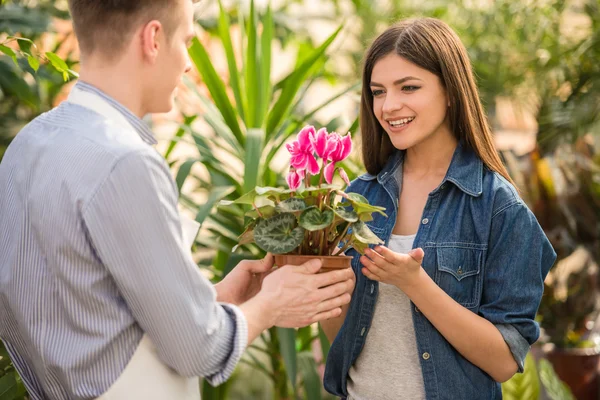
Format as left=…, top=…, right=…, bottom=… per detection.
left=481, top=166, right=527, bottom=217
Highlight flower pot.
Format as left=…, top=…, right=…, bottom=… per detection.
left=274, top=254, right=353, bottom=272
left=544, top=345, right=600, bottom=399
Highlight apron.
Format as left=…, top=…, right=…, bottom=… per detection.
left=98, top=214, right=202, bottom=400
left=66, top=89, right=204, bottom=400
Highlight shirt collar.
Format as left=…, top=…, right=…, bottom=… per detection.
left=66, top=81, right=157, bottom=146
left=378, top=141, right=483, bottom=197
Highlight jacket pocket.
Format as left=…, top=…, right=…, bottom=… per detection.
left=435, top=246, right=484, bottom=308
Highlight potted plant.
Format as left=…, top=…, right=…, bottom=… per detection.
left=220, top=125, right=386, bottom=270
left=503, top=136, right=600, bottom=399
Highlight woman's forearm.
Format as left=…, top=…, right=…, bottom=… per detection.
left=401, top=268, right=518, bottom=382
left=319, top=303, right=350, bottom=343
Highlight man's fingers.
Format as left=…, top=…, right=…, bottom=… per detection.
left=310, top=307, right=343, bottom=324
left=316, top=293, right=351, bottom=313
left=315, top=279, right=352, bottom=302
left=313, top=268, right=354, bottom=288
left=296, top=258, right=322, bottom=275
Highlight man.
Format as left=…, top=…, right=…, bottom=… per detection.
left=0, top=1, right=354, bottom=399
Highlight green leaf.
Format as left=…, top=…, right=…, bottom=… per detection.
left=260, top=4, right=273, bottom=124
left=0, top=44, right=17, bottom=66
left=332, top=207, right=358, bottom=222
left=175, top=158, right=200, bottom=194
left=538, top=359, right=575, bottom=400
left=298, top=351, right=322, bottom=400
left=188, top=37, right=245, bottom=146
left=318, top=325, right=331, bottom=360
left=277, top=327, right=298, bottom=390
left=164, top=115, right=196, bottom=160
left=217, top=0, right=246, bottom=121
left=299, top=207, right=334, bottom=231
left=254, top=213, right=304, bottom=254
left=245, top=0, right=261, bottom=128
left=219, top=189, right=257, bottom=206
left=265, top=26, right=342, bottom=138
left=0, top=372, right=17, bottom=399
left=276, top=198, right=307, bottom=213
left=45, top=51, right=68, bottom=72
left=501, top=353, right=540, bottom=400
left=195, top=186, right=236, bottom=227
left=352, top=221, right=384, bottom=245
left=245, top=205, right=276, bottom=219
left=27, top=55, right=39, bottom=72
left=256, top=186, right=289, bottom=197
left=244, top=128, right=264, bottom=193
left=344, top=192, right=388, bottom=217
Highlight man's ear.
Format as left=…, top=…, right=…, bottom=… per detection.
left=140, top=20, right=163, bottom=62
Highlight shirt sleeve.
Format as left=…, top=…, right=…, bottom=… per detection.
left=82, top=148, right=247, bottom=385
left=478, top=201, right=556, bottom=373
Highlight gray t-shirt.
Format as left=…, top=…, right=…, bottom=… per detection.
left=347, top=234, right=426, bottom=400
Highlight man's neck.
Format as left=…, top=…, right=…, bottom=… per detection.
left=78, top=64, right=145, bottom=118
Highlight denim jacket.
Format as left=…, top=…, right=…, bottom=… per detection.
left=324, top=143, right=556, bottom=400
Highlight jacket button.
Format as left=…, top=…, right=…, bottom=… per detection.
left=422, top=352, right=431, bottom=360
left=360, top=327, right=366, bottom=336
left=422, top=218, right=429, bottom=225
left=370, top=284, right=374, bottom=294
left=457, top=267, right=463, bottom=275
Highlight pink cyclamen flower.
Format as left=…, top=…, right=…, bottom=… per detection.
left=327, top=132, right=353, bottom=163
left=286, top=125, right=320, bottom=175
left=286, top=169, right=305, bottom=191
left=338, top=167, right=350, bottom=185
left=310, top=127, right=331, bottom=159
left=324, top=161, right=336, bottom=184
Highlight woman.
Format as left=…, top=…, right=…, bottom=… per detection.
left=321, top=18, right=556, bottom=400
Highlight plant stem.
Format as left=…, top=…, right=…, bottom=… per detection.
left=337, top=237, right=352, bottom=255
left=329, top=223, right=351, bottom=254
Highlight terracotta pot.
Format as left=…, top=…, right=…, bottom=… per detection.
left=544, top=346, right=600, bottom=399
left=274, top=254, right=353, bottom=272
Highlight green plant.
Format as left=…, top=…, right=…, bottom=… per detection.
left=0, top=0, right=76, bottom=161
left=222, top=126, right=385, bottom=256
left=502, top=353, right=575, bottom=400
left=168, top=0, right=357, bottom=398
left=0, top=342, right=28, bottom=400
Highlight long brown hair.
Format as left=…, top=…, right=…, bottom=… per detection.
left=360, top=18, right=515, bottom=187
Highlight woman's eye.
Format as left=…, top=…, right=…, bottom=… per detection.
left=371, top=89, right=384, bottom=96
left=402, top=85, right=420, bottom=92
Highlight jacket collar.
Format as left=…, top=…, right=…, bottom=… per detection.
left=377, top=141, right=483, bottom=197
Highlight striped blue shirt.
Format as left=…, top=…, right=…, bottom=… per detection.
left=0, top=82, right=247, bottom=400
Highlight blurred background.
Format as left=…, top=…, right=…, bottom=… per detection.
left=1, top=0, right=599, bottom=399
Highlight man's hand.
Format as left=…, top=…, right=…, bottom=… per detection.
left=215, top=253, right=275, bottom=305
left=258, top=259, right=354, bottom=328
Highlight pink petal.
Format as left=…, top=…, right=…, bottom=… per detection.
left=311, top=127, right=329, bottom=159
left=325, top=134, right=341, bottom=161
left=291, top=154, right=308, bottom=170
left=307, top=154, right=320, bottom=175
left=338, top=133, right=353, bottom=161
left=285, top=142, right=296, bottom=155
left=297, top=125, right=316, bottom=152
left=338, top=168, right=350, bottom=185
left=324, top=162, right=336, bottom=184
left=286, top=170, right=301, bottom=190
